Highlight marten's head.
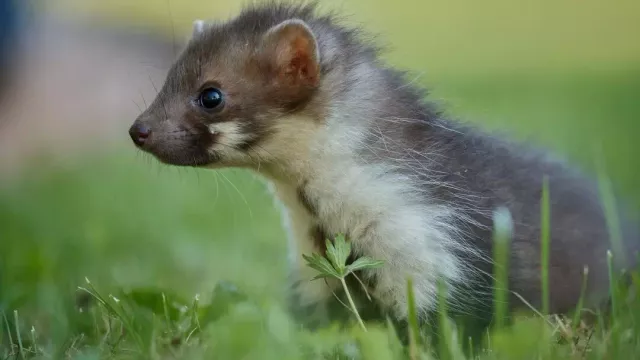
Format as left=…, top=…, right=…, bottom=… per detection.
left=129, top=4, right=331, bottom=169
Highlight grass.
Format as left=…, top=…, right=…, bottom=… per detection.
left=491, top=207, right=512, bottom=331
left=2, top=0, right=640, bottom=358
left=541, top=177, right=550, bottom=316
left=1, top=164, right=638, bottom=358
left=1, top=74, right=639, bottom=360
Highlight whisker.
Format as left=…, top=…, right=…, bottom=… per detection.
left=131, top=99, right=142, bottom=113
left=219, top=170, right=254, bottom=220
left=138, top=88, right=148, bottom=109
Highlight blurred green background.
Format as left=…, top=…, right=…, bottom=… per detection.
left=2, top=0, right=639, bottom=331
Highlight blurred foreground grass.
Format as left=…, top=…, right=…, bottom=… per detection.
left=2, top=0, right=640, bottom=358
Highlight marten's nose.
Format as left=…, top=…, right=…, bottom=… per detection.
left=129, top=123, right=151, bottom=146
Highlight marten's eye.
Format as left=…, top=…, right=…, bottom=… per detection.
left=197, top=88, right=224, bottom=110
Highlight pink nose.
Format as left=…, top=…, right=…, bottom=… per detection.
left=129, top=123, right=151, bottom=146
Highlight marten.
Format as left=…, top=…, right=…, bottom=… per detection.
left=128, top=1, right=639, bottom=335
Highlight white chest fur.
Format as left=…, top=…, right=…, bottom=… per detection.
left=267, top=156, right=466, bottom=319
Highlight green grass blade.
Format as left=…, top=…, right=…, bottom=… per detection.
left=191, top=293, right=201, bottom=331
left=437, top=278, right=452, bottom=360
left=2, top=310, right=13, bottom=354
left=540, top=176, right=551, bottom=315
left=595, top=149, right=626, bottom=269
left=492, top=207, right=513, bottom=330
left=13, top=310, right=25, bottom=360
left=406, top=277, right=421, bottom=359
left=571, top=266, right=589, bottom=334
left=162, top=292, right=172, bottom=331
left=30, top=326, right=37, bottom=355
left=607, top=250, right=620, bottom=358
left=607, top=250, right=618, bottom=319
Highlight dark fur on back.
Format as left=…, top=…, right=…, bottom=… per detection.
left=426, top=123, right=639, bottom=313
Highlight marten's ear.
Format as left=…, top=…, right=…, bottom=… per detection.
left=261, top=19, right=320, bottom=87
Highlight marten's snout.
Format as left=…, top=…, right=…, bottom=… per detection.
left=129, top=123, right=151, bottom=147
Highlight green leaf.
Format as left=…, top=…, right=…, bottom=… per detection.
left=311, top=273, right=334, bottom=281
left=345, top=257, right=384, bottom=275
left=324, top=239, right=338, bottom=270
left=325, top=234, right=351, bottom=275
left=302, top=253, right=341, bottom=279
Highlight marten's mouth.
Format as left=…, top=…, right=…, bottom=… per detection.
left=138, top=140, right=218, bottom=167
left=129, top=123, right=218, bottom=167
left=152, top=151, right=218, bottom=167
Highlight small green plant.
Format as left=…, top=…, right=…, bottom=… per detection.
left=302, top=234, right=384, bottom=332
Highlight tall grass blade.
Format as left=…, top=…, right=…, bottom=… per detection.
left=540, top=176, right=551, bottom=315
left=406, top=277, right=421, bottom=359
left=571, top=266, right=589, bottom=334
left=162, top=292, right=172, bottom=330
left=30, top=327, right=36, bottom=355
left=2, top=310, right=13, bottom=354
left=438, top=278, right=449, bottom=360
left=492, top=207, right=513, bottom=330
left=607, top=250, right=619, bottom=358
left=437, top=278, right=462, bottom=360
left=595, top=149, right=626, bottom=269
left=13, top=310, right=25, bottom=360
left=607, top=251, right=618, bottom=318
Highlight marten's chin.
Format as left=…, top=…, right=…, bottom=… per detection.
left=148, top=148, right=218, bottom=168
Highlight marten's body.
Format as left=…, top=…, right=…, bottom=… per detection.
left=129, top=2, right=639, bottom=329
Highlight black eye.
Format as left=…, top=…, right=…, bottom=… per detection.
left=198, top=88, right=223, bottom=110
